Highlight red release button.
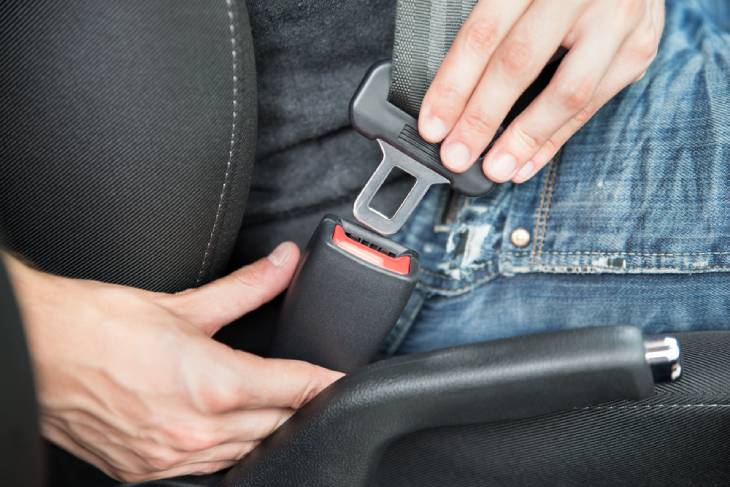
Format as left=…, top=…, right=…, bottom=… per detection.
left=331, top=225, right=410, bottom=275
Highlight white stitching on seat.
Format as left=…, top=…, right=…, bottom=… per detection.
left=578, top=404, right=730, bottom=411
left=197, top=0, right=239, bottom=284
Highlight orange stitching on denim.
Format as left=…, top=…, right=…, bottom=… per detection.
left=530, top=169, right=550, bottom=261
left=510, top=250, right=730, bottom=257
left=531, top=153, right=560, bottom=264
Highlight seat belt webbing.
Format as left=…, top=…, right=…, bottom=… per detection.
left=389, top=0, right=477, bottom=117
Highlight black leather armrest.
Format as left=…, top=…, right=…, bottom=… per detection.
left=223, top=326, right=655, bottom=487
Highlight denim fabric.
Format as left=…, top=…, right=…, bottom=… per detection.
left=386, top=0, right=730, bottom=354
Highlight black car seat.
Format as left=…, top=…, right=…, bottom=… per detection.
left=1, top=2, right=729, bottom=487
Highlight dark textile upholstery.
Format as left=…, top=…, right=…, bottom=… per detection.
left=0, top=0, right=257, bottom=291
left=372, top=331, right=730, bottom=487
left=1, top=2, right=258, bottom=485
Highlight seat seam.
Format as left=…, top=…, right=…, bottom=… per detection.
left=578, top=404, right=730, bottom=410
left=197, top=0, right=240, bottom=284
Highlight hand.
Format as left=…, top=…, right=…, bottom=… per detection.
left=418, top=0, right=665, bottom=183
left=5, top=243, right=343, bottom=482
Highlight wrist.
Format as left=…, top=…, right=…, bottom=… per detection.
left=3, top=254, right=52, bottom=306
left=3, top=255, right=59, bottom=363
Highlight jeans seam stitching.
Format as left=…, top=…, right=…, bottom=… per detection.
left=531, top=153, right=560, bottom=264
left=537, top=156, right=559, bottom=260
left=530, top=168, right=550, bottom=262
left=518, top=265, right=730, bottom=273
left=510, top=250, right=730, bottom=257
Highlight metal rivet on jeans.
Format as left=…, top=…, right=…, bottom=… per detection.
left=510, top=227, right=531, bottom=248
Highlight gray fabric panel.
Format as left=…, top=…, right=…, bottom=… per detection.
left=389, top=0, right=477, bottom=115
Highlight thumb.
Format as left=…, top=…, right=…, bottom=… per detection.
left=233, top=352, right=345, bottom=410
left=165, top=242, right=300, bottom=335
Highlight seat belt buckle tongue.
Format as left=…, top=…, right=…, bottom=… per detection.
left=350, top=61, right=495, bottom=235
left=354, top=140, right=449, bottom=236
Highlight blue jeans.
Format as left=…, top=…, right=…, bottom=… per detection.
left=385, top=0, right=730, bottom=354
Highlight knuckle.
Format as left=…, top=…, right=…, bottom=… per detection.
left=498, top=38, right=533, bottom=76
left=232, top=267, right=266, bottom=292
left=430, top=79, right=463, bottom=104
left=542, top=137, right=561, bottom=158
left=463, top=18, right=499, bottom=54
left=509, top=124, right=542, bottom=153
left=230, top=271, right=269, bottom=310
left=573, top=101, right=598, bottom=125
left=292, top=382, right=319, bottom=409
left=163, top=425, right=219, bottom=452
left=289, top=364, right=325, bottom=409
left=193, top=381, right=240, bottom=414
left=554, top=76, right=595, bottom=111
left=630, top=14, right=661, bottom=64
left=145, top=450, right=180, bottom=471
left=633, top=32, right=659, bottom=64
left=460, top=109, right=497, bottom=136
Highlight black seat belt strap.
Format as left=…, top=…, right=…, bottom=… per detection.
left=389, top=0, right=477, bottom=116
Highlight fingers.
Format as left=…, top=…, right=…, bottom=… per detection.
left=175, top=440, right=257, bottom=463
left=45, top=411, right=247, bottom=482
left=489, top=6, right=634, bottom=182
left=211, top=408, right=293, bottom=443
left=164, top=241, right=300, bottom=336
left=181, top=341, right=343, bottom=414
left=512, top=7, right=662, bottom=183
left=421, top=0, right=664, bottom=184
left=439, top=0, right=587, bottom=175
left=231, top=352, right=344, bottom=410
left=419, top=0, right=530, bottom=142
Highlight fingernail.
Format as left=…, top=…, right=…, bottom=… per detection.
left=485, top=152, right=518, bottom=182
left=268, top=242, right=294, bottom=267
left=442, top=142, right=472, bottom=172
left=420, top=115, right=448, bottom=141
left=513, top=160, right=535, bottom=183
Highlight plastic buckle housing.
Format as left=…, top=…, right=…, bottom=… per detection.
left=349, top=61, right=495, bottom=235
left=271, top=215, right=419, bottom=372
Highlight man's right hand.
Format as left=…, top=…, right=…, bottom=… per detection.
left=5, top=243, right=343, bottom=482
